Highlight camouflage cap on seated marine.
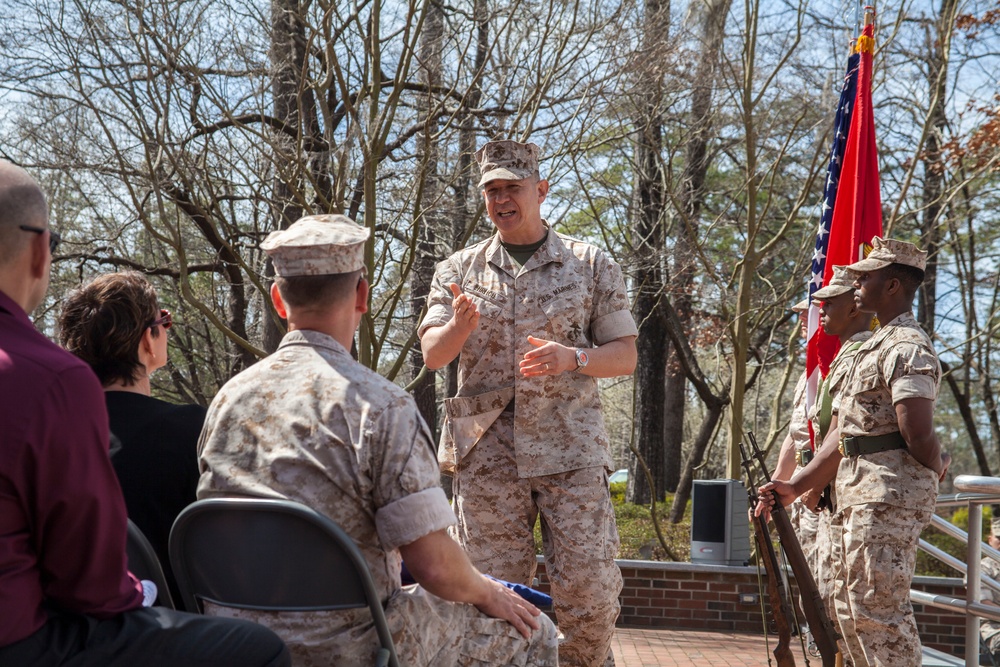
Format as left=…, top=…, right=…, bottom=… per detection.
left=790, top=298, right=809, bottom=314
left=475, top=140, right=541, bottom=187
left=260, top=214, right=369, bottom=277
left=845, top=236, right=927, bottom=273
left=812, top=265, right=861, bottom=302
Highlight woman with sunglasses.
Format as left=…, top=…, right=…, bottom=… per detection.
left=57, top=271, right=203, bottom=604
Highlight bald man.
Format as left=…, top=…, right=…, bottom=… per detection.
left=0, top=161, right=290, bottom=667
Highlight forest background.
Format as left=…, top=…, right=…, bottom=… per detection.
left=2, top=0, right=1000, bottom=531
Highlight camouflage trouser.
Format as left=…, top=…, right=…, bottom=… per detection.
left=790, top=497, right=819, bottom=571
left=832, top=502, right=932, bottom=667
left=452, top=412, right=622, bottom=667
left=789, top=492, right=820, bottom=631
left=814, top=510, right=834, bottom=621
left=207, top=583, right=560, bottom=666
left=985, top=628, right=1000, bottom=659
left=816, top=509, right=854, bottom=662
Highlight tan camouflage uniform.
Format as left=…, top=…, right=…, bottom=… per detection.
left=420, top=228, right=637, bottom=667
left=831, top=312, right=940, bottom=667
left=786, top=372, right=820, bottom=577
left=808, top=329, right=871, bottom=660
left=198, top=329, right=559, bottom=666
left=981, top=555, right=1000, bottom=655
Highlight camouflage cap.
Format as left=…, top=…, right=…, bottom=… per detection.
left=790, top=298, right=809, bottom=314
left=845, top=236, right=927, bottom=273
left=261, top=214, right=369, bottom=277
left=475, top=140, right=541, bottom=187
left=812, top=265, right=860, bottom=301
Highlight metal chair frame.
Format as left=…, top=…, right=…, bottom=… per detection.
left=125, top=518, right=176, bottom=609
left=169, top=497, right=398, bottom=667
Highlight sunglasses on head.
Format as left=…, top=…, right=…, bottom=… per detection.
left=19, top=225, right=61, bottom=254
left=150, top=309, right=172, bottom=330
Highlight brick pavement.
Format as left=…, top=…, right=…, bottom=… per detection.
left=610, top=626, right=965, bottom=666
left=611, top=626, right=790, bottom=667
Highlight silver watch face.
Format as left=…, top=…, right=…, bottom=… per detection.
left=576, top=349, right=589, bottom=367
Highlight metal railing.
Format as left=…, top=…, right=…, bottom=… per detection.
left=914, top=475, right=1000, bottom=666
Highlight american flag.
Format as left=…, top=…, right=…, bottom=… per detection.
left=805, top=19, right=884, bottom=448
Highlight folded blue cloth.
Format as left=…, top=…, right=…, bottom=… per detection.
left=399, top=562, right=552, bottom=607
left=485, top=575, right=553, bottom=607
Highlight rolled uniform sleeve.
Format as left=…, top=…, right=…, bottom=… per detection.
left=376, top=487, right=453, bottom=550
left=884, top=341, right=939, bottom=404
left=371, top=396, right=455, bottom=550
left=590, top=256, right=638, bottom=344
left=418, top=259, right=460, bottom=338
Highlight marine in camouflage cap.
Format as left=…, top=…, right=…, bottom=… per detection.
left=475, top=140, right=541, bottom=187
left=790, top=298, right=809, bottom=313
left=845, top=236, right=927, bottom=274
left=811, top=264, right=860, bottom=302
left=261, top=214, right=369, bottom=277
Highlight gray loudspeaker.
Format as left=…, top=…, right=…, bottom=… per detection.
left=690, top=479, right=751, bottom=566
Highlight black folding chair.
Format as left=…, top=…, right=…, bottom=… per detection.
left=125, top=519, right=176, bottom=609
left=169, top=498, right=398, bottom=667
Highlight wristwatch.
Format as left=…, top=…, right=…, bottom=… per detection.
left=574, top=348, right=590, bottom=371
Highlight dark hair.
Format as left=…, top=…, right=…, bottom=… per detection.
left=274, top=271, right=361, bottom=311
left=882, top=262, right=924, bottom=298
left=57, top=271, right=161, bottom=387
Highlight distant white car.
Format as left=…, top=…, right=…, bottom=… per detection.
left=608, top=468, right=628, bottom=484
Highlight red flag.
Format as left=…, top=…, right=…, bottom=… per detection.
left=804, top=18, right=884, bottom=448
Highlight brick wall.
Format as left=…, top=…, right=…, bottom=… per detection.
left=534, top=558, right=969, bottom=658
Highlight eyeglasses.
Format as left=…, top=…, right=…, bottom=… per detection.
left=19, top=225, right=61, bottom=254
left=150, top=309, right=172, bottom=330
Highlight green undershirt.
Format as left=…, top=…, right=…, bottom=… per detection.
left=501, top=229, right=548, bottom=267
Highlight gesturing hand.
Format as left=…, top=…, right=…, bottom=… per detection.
left=519, top=335, right=574, bottom=376
left=449, top=283, right=480, bottom=333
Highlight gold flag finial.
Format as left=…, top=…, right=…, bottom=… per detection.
left=856, top=7, right=876, bottom=54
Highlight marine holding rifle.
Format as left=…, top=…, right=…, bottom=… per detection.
left=803, top=264, right=874, bottom=657
left=759, top=237, right=949, bottom=667
left=769, top=300, right=821, bottom=587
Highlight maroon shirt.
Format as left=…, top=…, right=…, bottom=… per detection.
left=0, top=290, right=142, bottom=648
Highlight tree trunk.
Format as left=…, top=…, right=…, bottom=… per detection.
left=410, top=0, right=444, bottom=435
left=916, top=0, right=958, bottom=334
left=666, top=0, right=729, bottom=491
left=263, top=0, right=306, bottom=354
left=629, top=262, right=668, bottom=503
left=662, top=347, right=683, bottom=491
left=658, top=294, right=729, bottom=521
left=669, top=402, right=725, bottom=523
left=943, top=364, right=992, bottom=475
left=627, top=0, right=669, bottom=505
left=446, top=0, right=488, bottom=403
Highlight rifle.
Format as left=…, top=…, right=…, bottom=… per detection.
left=741, top=431, right=841, bottom=667
left=743, top=474, right=796, bottom=666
